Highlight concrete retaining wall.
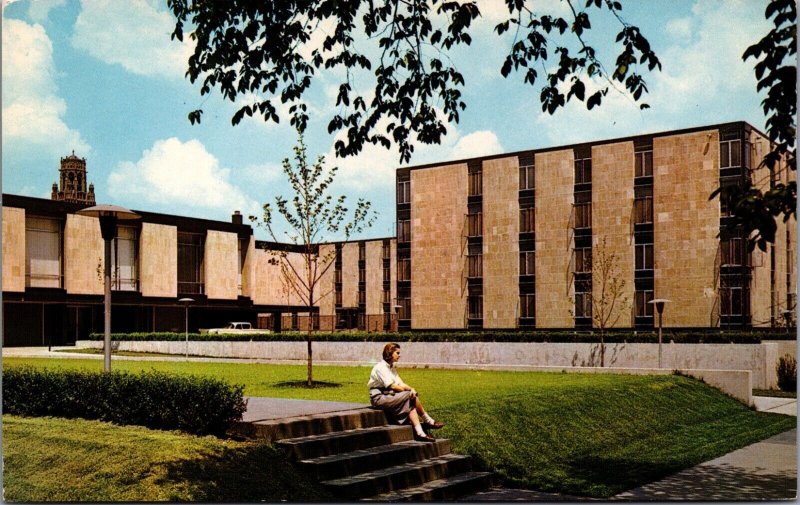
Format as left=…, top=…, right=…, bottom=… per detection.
left=76, top=340, right=794, bottom=393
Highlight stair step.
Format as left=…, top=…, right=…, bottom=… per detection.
left=276, top=425, right=413, bottom=460
left=231, top=408, right=387, bottom=442
left=321, top=453, right=473, bottom=500
left=364, top=471, right=495, bottom=501
left=300, top=439, right=453, bottom=480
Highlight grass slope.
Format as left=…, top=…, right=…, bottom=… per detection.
left=3, top=358, right=795, bottom=498
left=2, top=415, right=332, bottom=502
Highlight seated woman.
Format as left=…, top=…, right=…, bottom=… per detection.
left=367, top=342, right=444, bottom=442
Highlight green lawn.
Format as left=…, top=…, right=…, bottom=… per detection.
left=3, top=357, right=795, bottom=499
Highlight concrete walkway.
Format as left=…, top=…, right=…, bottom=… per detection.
left=6, top=346, right=797, bottom=500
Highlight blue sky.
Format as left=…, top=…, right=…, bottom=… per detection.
left=2, top=0, right=771, bottom=241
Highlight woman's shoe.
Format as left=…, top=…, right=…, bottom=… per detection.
left=426, top=421, right=445, bottom=430
left=414, top=433, right=436, bottom=442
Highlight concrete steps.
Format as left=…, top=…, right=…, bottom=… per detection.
left=241, top=406, right=493, bottom=501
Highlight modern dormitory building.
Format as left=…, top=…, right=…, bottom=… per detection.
left=1, top=121, right=796, bottom=346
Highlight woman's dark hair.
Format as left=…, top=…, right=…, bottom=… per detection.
left=382, top=342, right=401, bottom=361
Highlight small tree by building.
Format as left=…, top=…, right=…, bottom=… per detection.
left=253, top=132, right=375, bottom=386
left=591, top=238, right=631, bottom=367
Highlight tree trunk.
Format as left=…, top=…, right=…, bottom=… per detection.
left=600, top=331, right=605, bottom=367
left=307, top=335, right=313, bottom=386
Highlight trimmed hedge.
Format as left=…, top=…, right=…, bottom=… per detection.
left=777, top=354, right=797, bottom=392
left=87, top=329, right=796, bottom=344
left=3, top=367, right=247, bottom=436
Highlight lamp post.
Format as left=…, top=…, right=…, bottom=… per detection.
left=179, top=298, right=195, bottom=359
left=649, top=299, right=670, bottom=368
left=77, top=204, right=140, bottom=372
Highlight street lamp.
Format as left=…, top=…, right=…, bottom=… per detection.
left=77, top=204, right=140, bottom=372
left=179, top=298, right=195, bottom=359
left=649, top=299, right=671, bottom=368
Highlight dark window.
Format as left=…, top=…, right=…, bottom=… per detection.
left=397, top=180, right=410, bottom=204
left=178, top=232, right=204, bottom=294
left=25, top=216, right=63, bottom=288
left=358, top=242, right=366, bottom=261
left=358, top=290, right=366, bottom=305
left=635, top=290, right=654, bottom=317
left=574, top=158, right=592, bottom=184
left=635, top=243, right=654, bottom=271
left=519, top=164, right=535, bottom=190
left=468, top=171, right=482, bottom=196
left=468, top=295, right=483, bottom=319
left=468, top=243, right=482, bottom=278
left=574, top=203, right=592, bottom=229
left=520, top=294, right=535, bottom=319
left=720, top=139, right=742, bottom=169
left=634, top=186, right=653, bottom=224
left=398, top=297, right=411, bottom=320
left=383, top=266, right=391, bottom=283
left=398, top=220, right=411, bottom=242
left=382, top=289, right=391, bottom=304
left=112, top=226, right=138, bottom=291
left=574, top=247, right=592, bottom=273
left=721, top=238, right=747, bottom=267
left=335, top=291, right=343, bottom=306
left=467, top=212, right=482, bottom=237
left=520, top=251, right=535, bottom=276
left=520, top=208, right=535, bottom=233
left=398, top=258, right=411, bottom=281
left=359, top=267, right=366, bottom=283
left=575, top=292, right=592, bottom=319
left=635, top=150, right=653, bottom=178
left=382, top=239, right=391, bottom=259
left=334, top=269, right=343, bottom=283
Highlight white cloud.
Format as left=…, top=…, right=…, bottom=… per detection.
left=108, top=138, right=261, bottom=218
left=71, top=0, right=194, bottom=79
left=1, top=18, right=90, bottom=156
left=27, top=0, right=66, bottom=22
left=664, top=17, right=692, bottom=40
left=450, top=130, right=503, bottom=159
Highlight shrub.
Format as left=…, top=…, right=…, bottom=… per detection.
left=86, top=329, right=792, bottom=344
left=2, top=367, right=247, bottom=436
left=776, top=354, right=797, bottom=392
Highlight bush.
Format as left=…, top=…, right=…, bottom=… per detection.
left=87, top=329, right=793, bottom=344
left=777, top=354, right=797, bottom=392
left=2, top=367, right=247, bottom=436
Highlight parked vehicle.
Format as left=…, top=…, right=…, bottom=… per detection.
left=204, top=322, right=268, bottom=334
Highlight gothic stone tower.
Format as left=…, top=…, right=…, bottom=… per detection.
left=51, top=151, right=96, bottom=205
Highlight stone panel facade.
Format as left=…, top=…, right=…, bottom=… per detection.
left=535, top=149, right=575, bottom=328
left=591, top=141, right=635, bottom=328
left=240, top=239, right=256, bottom=299
left=411, top=163, right=468, bottom=329
left=653, top=130, right=720, bottom=327
left=366, top=240, right=384, bottom=315
left=205, top=230, right=238, bottom=300
left=342, top=242, right=359, bottom=308
left=482, top=155, right=520, bottom=328
left=140, top=222, right=177, bottom=298
left=317, top=244, right=336, bottom=317
left=64, top=214, right=104, bottom=295
left=252, top=249, right=307, bottom=306
left=2, top=207, right=25, bottom=292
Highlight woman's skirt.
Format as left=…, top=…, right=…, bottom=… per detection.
left=370, top=391, right=415, bottom=424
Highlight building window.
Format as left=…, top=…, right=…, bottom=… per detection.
left=25, top=216, right=62, bottom=288
left=519, top=164, right=535, bottom=190
left=398, top=258, right=411, bottom=281
left=720, top=285, right=747, bottom=317
left=720, top=139, right=742, bottom=169
left=112, top=226, right=138, bottom=291
left=468, top=170, right=482, bottom=196
left=334, top=269, right=343, bottom=283
left=574, top=247, right=592, bottom=273
left=467, top=243, right=482, bottom=278
left=635, top=243, right=654, bottom=271
left=634, top=187, right=653, bottom=224
left=635, top=290, right=654, bottom=317
left=520, top=208, right=535, bottom=233
left=358, top=242, right=366, bottom=261
left=177, top=232, right=204, bottom=294
left=467, top=211, right=482, bottom=237
left=520, top=293, right=535, bottom=319
left=382, top=239, right=391, bottom=259
left=383, top=265, right=391, bottom=283
left=382, top=290, right=391, bottom=304
left=397, top=180, right=411, bottom=204
left=468, top=295, right=483, bottom=319
left=358, top=266, right=366, bottom=283
left=358, top=290, right=366, bottom=305
left=574, top=202, right=592, bottom=229
left=335, top=291, right=343, bottom=306
left=721, top=238, right=747, bottom=267
left=520, top=251, right=535, bottom=276
left=398, top=220, right=411, bottom=242
left=398, top=297, right=411, bottom=320
left=635, top=150, right=653, bottom=178
left=574, top=158, right=592, bottom=184
left=575, top=291, right=592, bottom=319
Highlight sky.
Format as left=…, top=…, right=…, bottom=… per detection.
left=2, top=0, right=773, bottom=241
